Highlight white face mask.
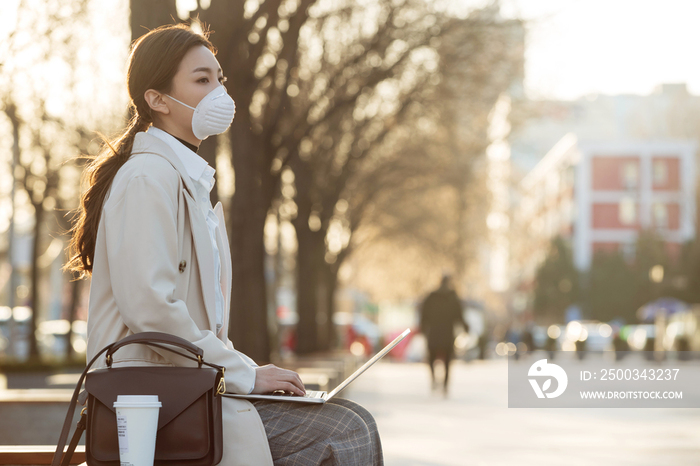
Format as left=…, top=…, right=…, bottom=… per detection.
left=166, top=85, right=236, bottom=140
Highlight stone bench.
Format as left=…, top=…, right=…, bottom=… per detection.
left=296, top=367, right=342, bottom=391
left=0, top=445, right=85, bottom=465
left=0, top=390, right=78, bottom=446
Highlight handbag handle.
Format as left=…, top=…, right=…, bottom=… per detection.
left=105, top=331, right=204, bottom=366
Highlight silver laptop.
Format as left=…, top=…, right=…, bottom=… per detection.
left=223, top=328, right=411, bottom=404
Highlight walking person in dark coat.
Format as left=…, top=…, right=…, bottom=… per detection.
left=419, top=274, right=469, bottom=394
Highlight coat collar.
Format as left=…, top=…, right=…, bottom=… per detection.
left=146, top=126, right=215, bottom=191
left=132, top=131, right=199, bottom=199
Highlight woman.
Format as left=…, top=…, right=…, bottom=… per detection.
left=65, top=24, right=382, bottom=466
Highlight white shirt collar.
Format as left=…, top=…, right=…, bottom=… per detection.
left=146, top=126, right=214, bottom=190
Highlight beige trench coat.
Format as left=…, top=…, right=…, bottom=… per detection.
left=86, top=131, right=274, bottom=465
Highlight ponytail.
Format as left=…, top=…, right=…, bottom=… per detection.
left=64, top=113, right=150, bottom=277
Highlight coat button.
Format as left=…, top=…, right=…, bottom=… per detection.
left=179, top=260, right=187, bottom=273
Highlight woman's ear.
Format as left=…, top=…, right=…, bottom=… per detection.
left=144, top=89, right=170, bottom=116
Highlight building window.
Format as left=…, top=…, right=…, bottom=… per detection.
left=619, top=197, right=636, bottom=225
left=653, top=202, right=668, bottom=229
left=622, top=162, right=638, bottom=190
left=653, top=160, right=668, bottom=187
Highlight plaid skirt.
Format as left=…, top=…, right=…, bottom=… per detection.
left=252, top=397, right=383, bottom=466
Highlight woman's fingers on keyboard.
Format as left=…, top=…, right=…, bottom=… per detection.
left=253, top=365, right=306, bottom=396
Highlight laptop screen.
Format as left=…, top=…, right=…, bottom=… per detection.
left=327, top=328, right=411, bottom=399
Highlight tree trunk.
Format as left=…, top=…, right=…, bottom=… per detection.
left=294, top=224, right=325, bottom=353
left=28, top=203, right=43, bottom=360
left=64, top=275, right=81, bottom=360
left=130, top=0, right=179, bottom=42
left=290, top=153, right=328, bottom=354
left=227, top=210, right=270, bottom=363
left=227, top=122, right=271, bottom=364
left=455, top=177, right=468, bottom=286
left=319, top=259, right=339, bottom=351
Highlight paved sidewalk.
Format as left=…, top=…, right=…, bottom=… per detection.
left=344, top=359, right=700, bottom=466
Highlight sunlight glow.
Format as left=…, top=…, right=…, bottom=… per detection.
left=500, top=0, right=700, bottom=99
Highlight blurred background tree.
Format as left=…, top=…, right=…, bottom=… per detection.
left=532, top=237, right=580, bottom=324
left=348, top=10, right=523, bottom=304
left=586, top=250, right=638, bottom=324
left=0, top=0, right=114, bottom=361
left=533, top=230, right=682, bottom=325
left=630, top=230, right=671, bottom=310
left=673, top=239, right=700, bottom=304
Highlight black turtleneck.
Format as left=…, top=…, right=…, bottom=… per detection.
left=165, top=130, right=199, bottom=153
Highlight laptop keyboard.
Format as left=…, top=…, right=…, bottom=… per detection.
left=271, top=390, right=325, bottom=399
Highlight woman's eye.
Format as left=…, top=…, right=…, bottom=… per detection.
left=198, top=77, right=209, bottom=83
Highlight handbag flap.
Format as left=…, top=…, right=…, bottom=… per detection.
left=85, top=366, right=218, bottom=430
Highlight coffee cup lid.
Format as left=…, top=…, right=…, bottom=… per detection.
left=113, top=395, right=162, bottom=408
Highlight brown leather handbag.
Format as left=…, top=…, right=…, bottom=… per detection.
left=52, top=332, right=226, bottom=466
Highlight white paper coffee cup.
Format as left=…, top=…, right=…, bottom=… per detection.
left=113, top=395, right=162, bottom=466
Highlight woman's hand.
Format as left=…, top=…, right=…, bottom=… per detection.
left=252, top=364, right=306, bottom=396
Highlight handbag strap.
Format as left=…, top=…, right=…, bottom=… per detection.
left=51, top=332, right=221, bottom=466
left=52, top=343, right=108, bottom=466
left=105, top=332, right=203, bottom=365
left=61, top=409, right=87, bottom=466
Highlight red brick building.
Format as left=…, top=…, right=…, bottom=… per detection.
left=517, top=134, right=696, bottom=277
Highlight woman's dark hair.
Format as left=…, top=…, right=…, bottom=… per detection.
left=64, top=24, right=216, bottom=277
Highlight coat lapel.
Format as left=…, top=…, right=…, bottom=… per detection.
left=132, top=132, right=218, bottom=332
left=214, top=202, right=232, bottom=338
left=183, top=192, right=218, bottom=332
